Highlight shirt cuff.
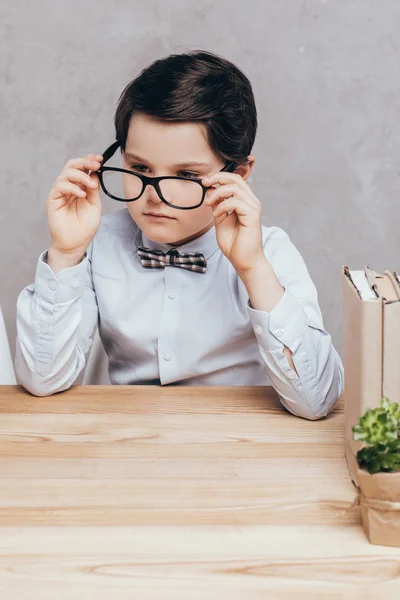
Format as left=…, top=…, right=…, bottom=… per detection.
left=34, top=249, right=89, bottom=304
left=247, top=288, right=308, bottom=351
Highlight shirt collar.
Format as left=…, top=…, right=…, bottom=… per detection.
left=141, top=225, right=219, bottom=260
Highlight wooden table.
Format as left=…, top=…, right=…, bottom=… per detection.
left=0, top=385, right=399, bottom=599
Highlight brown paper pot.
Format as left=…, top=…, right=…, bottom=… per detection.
left=357, top=468, right=400, bottom=547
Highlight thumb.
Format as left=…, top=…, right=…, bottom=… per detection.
left=86, top=172, right=101, bottom=206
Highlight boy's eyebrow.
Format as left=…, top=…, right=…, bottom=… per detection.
left=124, top=151, right=212, bottom=169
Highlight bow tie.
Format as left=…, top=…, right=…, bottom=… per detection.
left=137, top=246, right=207, bottom=274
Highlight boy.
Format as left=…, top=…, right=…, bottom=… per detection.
left=15, top=50, right=344, bottom=420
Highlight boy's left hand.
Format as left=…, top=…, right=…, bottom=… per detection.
left=202, top=172, right=265, bottom=274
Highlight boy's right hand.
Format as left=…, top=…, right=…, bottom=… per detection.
left=46, top=153, right=104, bottom=258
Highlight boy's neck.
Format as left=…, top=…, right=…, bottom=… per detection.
left=141, top=221, right=218, bottom=259
left=164, top=221, right=214, bottom=248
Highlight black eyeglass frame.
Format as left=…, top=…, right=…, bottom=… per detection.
left=96, top=140, right=239, bottom=210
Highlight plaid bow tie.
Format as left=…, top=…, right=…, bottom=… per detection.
left=137, top=246, right=207, bottom=274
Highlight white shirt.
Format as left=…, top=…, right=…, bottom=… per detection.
left=15, top=208, right=344, bottom=419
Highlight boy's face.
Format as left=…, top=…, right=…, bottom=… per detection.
left=122, top=113, right=227, bottom=246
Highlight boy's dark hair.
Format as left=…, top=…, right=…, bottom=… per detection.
left=114, top=50, right=257, bottom=165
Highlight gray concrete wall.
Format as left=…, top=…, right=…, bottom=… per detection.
left=1, top=0, right=399, bottom=360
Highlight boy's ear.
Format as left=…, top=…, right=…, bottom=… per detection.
left=234, top=155, right=255, bottom=181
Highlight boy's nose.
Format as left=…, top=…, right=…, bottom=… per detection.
left=145, top=184, right=163, bottom=204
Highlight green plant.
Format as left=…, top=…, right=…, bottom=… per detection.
left=352, top=397, right=400, bottom=474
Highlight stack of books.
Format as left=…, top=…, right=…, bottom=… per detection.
left=342, top=267, right=400, bottom=484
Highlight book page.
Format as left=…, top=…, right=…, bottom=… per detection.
left=349, top=270, right=377, bottom=300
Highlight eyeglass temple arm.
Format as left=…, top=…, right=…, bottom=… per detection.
left=222, top=161, right=239, bottom=173
left=101, top=140, right=122, bottom=165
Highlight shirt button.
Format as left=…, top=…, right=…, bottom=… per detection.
left=275, top=328, right=284, bottom=337
left=48, top=281, right=57, bottom=291
left=164, top=352, right=172, bottom=361
left=71, top=278, right=80, bottom=289
left=168, top=292, right=176, bottom=299
left=254, top=325, right=263, bottom=336
left=40, top=324, right=50, bottom=334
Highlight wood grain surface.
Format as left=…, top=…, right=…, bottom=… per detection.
left=0, top=384, right=398, bottom=599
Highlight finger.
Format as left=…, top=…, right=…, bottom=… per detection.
left=53, top=181, right=87, bottom=198
left=204, top=172, right=259, bottom=207
left=58, top=168, right=98, bottom=190
left=214, top=209, right=237, bottom=228
left=205, top=184, right=241, bottom=208
left=213, top=196, right=259, bottom=220
left=203, top=171, right=252, bottom=194
left=64, top=156, right=103, bottom=173
left=205, top=184, right=257, bottom=210
left=86, top=154, right=104, bottom=171
left=86, top=171, right=100, bottom=202
left=65, top=154, right=102, bottom=167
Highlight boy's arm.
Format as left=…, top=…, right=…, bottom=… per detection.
left=15, top=242, right=99, bottom=397
left=241, top=228, right=344, bottom=421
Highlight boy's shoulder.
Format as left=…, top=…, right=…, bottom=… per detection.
left=261, top=224, right=292, bottom=248
left=260, top=223, right=305, bottom=266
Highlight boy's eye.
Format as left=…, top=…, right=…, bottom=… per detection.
left=129, top=165, right=200, bottom=180
left=177, top=171, right=200, bottom=180
left=130, top=164, right=148, bottom=173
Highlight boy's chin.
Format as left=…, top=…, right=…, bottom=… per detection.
left=140, top=221, right=184, bottom=244
left=128, top=210, right=212, bottom=246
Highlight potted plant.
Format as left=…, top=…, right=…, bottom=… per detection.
left=352, top=397, right=400, bottom=546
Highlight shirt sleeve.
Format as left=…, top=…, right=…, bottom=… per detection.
left=14, top=242, right=99, bottom=396
left=247, top=227, right=344, bottom=420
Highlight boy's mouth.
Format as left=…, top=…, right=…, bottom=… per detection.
left=143, top=212, right=176, bottom=220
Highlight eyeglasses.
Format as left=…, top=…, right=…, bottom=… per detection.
left=96, top=141, right=238, bottom=210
